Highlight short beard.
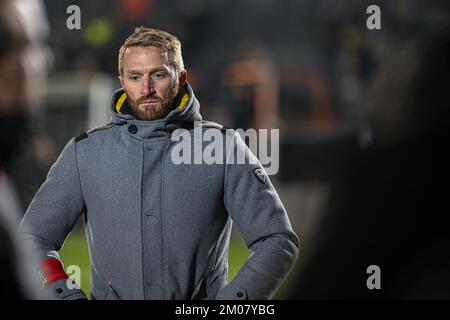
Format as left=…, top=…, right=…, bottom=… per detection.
left=130, top=83, right=179, bottom=121
left=131, top=98, right=173, bottom=121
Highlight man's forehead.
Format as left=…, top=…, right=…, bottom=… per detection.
left=122, top=46, right=173, bottom=73
left=124, top=46, right=168, bottom=62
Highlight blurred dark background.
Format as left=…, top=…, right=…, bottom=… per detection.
left=5, top=0, right=450, bottom=299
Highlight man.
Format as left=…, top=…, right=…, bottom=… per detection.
left=19, top=27, right=299, bottom=300
left=1, top=0, right=50, bottom=299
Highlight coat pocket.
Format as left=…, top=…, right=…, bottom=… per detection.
left=104, top=281, right=121, bottom=300
left=190, top=276, right=208, bottom=300
left=91, top=268, right=121, bottom=300
left=191, top=267, right=227, bottom=300
left=206, top=267, right=227, bottom=300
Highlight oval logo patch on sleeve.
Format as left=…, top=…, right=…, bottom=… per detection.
left=253, top=168, right=268, bottom=184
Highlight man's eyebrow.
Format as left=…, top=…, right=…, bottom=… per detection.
left=126, top=67, right=168, bottom=75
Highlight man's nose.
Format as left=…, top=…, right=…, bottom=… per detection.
left=141, top=80, right=156, bottom=96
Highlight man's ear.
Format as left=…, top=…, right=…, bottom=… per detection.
left=178, top=70, right=187, bottom=88
left=118, top=75, right=124, bottom=88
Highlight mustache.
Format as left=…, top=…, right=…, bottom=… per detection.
left=136, top=95, right=162, bottom=104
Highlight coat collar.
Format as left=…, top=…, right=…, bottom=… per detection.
left=109, top=83, right=202, bottom=139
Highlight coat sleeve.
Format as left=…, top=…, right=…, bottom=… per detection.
left=216, top=132, right=299, bottom=300
left=18, top=138, right=87, bottom=299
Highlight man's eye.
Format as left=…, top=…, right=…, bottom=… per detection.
left=128, top=75, right=140, bottom=81
left=152, top=72, right=166, bottom=80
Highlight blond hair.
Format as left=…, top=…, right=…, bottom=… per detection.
left=118, top=27, right=184, bottom=76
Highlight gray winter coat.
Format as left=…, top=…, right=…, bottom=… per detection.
left=18, top=83, right=299, bottom=300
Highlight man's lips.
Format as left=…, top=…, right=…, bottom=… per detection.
left=139, top=99, right=160, bottom=107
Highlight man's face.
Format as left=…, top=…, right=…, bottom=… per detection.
left=119, top=46, right=184, bottom=121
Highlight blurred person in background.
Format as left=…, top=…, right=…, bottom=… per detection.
left=0, top=0, right=50, bottom=299
left=287, top=25, right=450, bottom=299
left=19, top=27, right=299, bottom=300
